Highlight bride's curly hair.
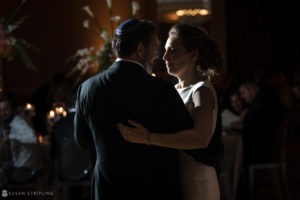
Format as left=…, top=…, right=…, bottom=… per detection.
left=168, top=24, right=222, bottom=82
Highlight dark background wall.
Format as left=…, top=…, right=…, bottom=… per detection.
left=225, top=0, right=299, bottom=82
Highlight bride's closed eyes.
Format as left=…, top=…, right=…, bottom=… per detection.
left=165, top=47, right=176, bottom=54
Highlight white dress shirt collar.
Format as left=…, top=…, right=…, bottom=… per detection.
left=116, top=58, right=145, bottom=70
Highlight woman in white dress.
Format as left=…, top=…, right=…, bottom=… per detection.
left=221, top=91, right=247, bottom=134
left=118, top=24, right=224, bottom=200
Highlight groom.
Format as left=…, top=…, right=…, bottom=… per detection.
left=74, top=19, right=193, bottom=200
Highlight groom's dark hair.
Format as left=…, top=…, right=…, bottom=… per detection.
left=112, top=19, right=157, bottom=58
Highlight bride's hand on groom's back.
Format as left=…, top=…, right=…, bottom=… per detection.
left=117, top=120, right=149, bottom=145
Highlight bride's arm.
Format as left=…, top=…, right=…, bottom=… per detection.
left=118, top=87, right=215, bottom=150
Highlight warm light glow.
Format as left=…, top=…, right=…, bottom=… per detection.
left=25, top=103, right=32, bottom=110
left=58, top=107, right=64, bottom=113
left=55, top=106, right=64, bottom=113
left=49, top=110, right=55, bottom=118
left=199, top=9, right=209, bottom=16
left=62, top=110, right=67, bottom=118
left=151, top=73, right=156, bottom=77
left=38, top=135, right=43, bottom=144
left=176, top=9, right=209, bottom=16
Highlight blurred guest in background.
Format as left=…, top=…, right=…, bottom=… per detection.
left=259, top=70, right=295, bottom=116
left=221, top=91, right=247, bottom=135
left=46, top=73, right=74, bottom=105
left=239, top=81, right=282, bottom=166
left=0, top=92, right=45, bottom=184
left=28, top=72, right=74, bottom=136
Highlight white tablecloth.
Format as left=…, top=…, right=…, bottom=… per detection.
left=220, top=134, right=243, bottom=200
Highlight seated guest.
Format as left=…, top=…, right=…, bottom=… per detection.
left=0, top=92, right=44, bottom=183
left=221, top=91, right=247, bottom=134
left=239, top=81, right=282, bottom=166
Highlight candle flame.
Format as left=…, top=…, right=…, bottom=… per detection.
left=26, top=103, right=32, bottom=110
left=58, top=107, right=64, bottom=113
left=49, top=110, right=55, bottom=118
left=38, top=135, right=43, bottom=144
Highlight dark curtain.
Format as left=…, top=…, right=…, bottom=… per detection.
left=226, top=0, right=300, bottom=81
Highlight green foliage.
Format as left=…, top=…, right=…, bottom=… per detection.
left=0, top=0, right=38, bottom=71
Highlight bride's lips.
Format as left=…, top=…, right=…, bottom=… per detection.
left=165, top=63, right=172, bottom=68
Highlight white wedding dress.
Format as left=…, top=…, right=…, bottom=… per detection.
left=176, top=80, right=220, bottom=200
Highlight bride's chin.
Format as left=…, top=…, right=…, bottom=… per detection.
left=167, top=68, right=176, bottom=76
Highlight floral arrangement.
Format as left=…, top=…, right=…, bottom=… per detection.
left=0, top=0, right=38, bottom=71
left=67, top=0, right=140, bottom=85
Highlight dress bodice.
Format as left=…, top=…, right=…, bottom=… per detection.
left=176, top=81, right=218, bottom=135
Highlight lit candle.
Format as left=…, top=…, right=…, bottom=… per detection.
left=49, top=110, right=55, bottom=118
left=62, top=110, right=67, bottom=118
left=25, top=103, right=32, bottom=110
left=58, top=107, right=64, bottom=113
left=38, top=135, right=43, bottom=144
left=55, top=106, right=64, bottom=114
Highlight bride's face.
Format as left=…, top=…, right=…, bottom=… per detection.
left=163, top=35, right=195, bottom=77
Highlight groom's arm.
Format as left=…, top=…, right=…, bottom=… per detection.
left=74, top=85, right=93, bottom=148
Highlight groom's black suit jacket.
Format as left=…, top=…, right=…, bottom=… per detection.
left=74, top=61, right=193, bottom=200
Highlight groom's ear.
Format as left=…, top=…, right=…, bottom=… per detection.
left=136, top=42, right=144, bottom=59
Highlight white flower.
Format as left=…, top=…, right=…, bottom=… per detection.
left=6, top=25, right=18, bottom=34
left=89, top=47, right=95, bottom=52
left=82, top=6, right=94, bottom=18
left=77, top=47, right=94, bottom=57
left=132, top=1, right=140, bottom=16
left=106, top=0, right=112, bottom=9
left=81, top=63, right=91, bottom=74
left=8, top=37, right=16, bottom=45
left=76, top=55, right=96, bottom=72
left=96, top=47, right=104, bottom=55
left=101, top=30, right=109, bottom=41
left=111, top=16, right=121, bottom=24
left=76, top=62, right=84, bottom=70
left=83, top=19, right=90, bottom=29
left=77, top=49, right=86, bottom=57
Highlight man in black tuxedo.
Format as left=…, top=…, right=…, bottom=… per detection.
left=74, top=19, right=193, bottom=200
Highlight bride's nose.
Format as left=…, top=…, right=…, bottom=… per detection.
left=163, top=51, right=169, bottom=61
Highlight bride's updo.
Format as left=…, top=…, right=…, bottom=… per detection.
left=168, top=24, right=222, bottom=81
